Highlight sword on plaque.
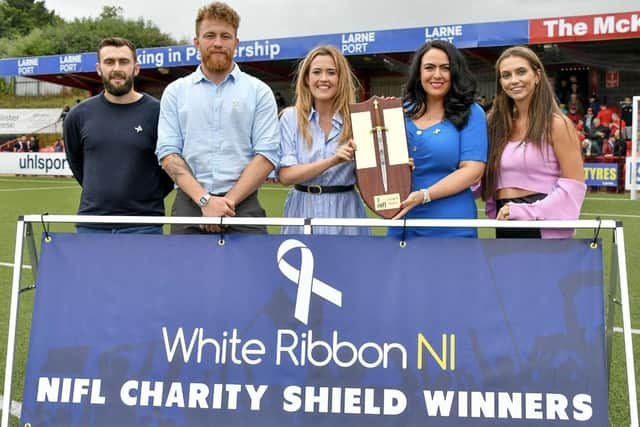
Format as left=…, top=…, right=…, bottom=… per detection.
left=350, top=96, right=412, bottom=219
left=372, top=99, right=389, bottom=193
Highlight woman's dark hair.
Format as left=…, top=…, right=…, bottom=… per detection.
left=403, top=40, right=477, bottom=130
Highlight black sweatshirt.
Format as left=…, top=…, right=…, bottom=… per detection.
left=64, top=93, right=173, bottom=226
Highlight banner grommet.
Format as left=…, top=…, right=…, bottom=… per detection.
left=591, top=217, right=602, bottom=249
left=40, top=212, right=51, bottom=242
left=399, top=217, right=407, bottom=248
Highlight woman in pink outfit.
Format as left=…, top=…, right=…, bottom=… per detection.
left=481, top=46, right=586, bottom=238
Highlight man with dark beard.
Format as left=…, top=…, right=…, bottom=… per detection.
left=64, top=37, right=173, bottom=233
left=156, top=2, right=279, bottom=234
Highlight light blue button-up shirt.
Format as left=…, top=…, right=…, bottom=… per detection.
left=156, top=64, right=279, bottom=194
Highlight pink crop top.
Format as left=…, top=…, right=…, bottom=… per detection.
left=496, top=141, right=560, bottom=194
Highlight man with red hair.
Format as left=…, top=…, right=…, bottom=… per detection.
left=157, top=2, right=279, bottom=235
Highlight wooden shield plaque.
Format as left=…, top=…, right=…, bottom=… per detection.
left=350, top=96, right=411, bottom=218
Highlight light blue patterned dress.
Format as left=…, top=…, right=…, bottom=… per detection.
left=278, top=107, right=370, bottom=235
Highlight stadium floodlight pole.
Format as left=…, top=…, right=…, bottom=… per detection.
left=1, top=218, right=26, bottom=427
left=631, top=96, right=639, bottom=201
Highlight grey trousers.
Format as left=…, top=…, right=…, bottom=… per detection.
left=170, top=189, right=267, bottom=234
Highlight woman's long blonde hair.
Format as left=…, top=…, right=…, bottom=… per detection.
left=482, top=46, right=562, bottom=201
left=293, top=45, right=358, bottom=146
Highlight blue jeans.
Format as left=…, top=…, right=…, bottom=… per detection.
left=76, top=225, right=163, bottom=234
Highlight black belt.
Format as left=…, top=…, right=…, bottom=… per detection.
left=294, top=184, right=355, bottom=194
left=495, top=193, right=547, bottom=210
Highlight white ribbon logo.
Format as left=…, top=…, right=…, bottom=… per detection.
left=277, top=239, right=342, bottom=325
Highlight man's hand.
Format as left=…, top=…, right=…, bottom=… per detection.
left=200, top=196, right=235, bottom=232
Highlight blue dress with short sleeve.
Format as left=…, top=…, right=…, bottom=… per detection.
left=388, top=103, right=487, bottom=238
left=279, top=108, right=370, bottom=235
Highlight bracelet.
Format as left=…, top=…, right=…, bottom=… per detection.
left=420, top=188, right=431, bottom=204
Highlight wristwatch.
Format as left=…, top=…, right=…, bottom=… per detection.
left=420, top=188, right=431, bottom=204
left=198, top=193, right=212, bottom=207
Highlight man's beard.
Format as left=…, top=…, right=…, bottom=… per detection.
left=102, top=71, right=134, bottom=96
left=201, top=49, right=233, bottom=74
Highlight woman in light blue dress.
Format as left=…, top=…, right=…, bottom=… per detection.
left=278, top=45, right=369, bottom=235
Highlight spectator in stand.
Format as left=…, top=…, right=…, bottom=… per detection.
left=479, top=95, right=490, bottom=111
left=555, top=78, right=569, bottom=105
left=575, top=120, right=586, bottom=145
left=60, top=105, right=70, bottom=122
left=568, top=74, right=578, bottom=86
left=29, top=135, right=40, bottom=152
left=14, top=135, right=28, bottom=152
left=54, top=139, right=65, bottom=152
left=24, top=136, right=33, bottom=152
left=620, top=96, right=633, bottom=139
left=583, top=117, right=610, bottom=156
left=566, top=104, right=581, bottom=126
left=610, top=113, right=626, bottom=140
left=602, top=126, right=626, bottom=157
left=567, top=92, right=584, bottom=116
left=589, top=95, right=600, bottom=117
left=601, top=133, right=614, bottom=156
left=583, top=107, right=595, bottom=133
left=611, top=128, right=628, bottom=157
left=596, top=103, right=613, bottom=126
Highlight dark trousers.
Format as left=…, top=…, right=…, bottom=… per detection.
left=170, top=189, right=267, bottom=234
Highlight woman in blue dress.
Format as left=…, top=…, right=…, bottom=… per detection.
left=390, top=40, right=488, bottom=238
left=278, top=45, right=369, bottom=235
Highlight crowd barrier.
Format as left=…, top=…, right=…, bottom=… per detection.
left=2, top=216, right=637, bottom=427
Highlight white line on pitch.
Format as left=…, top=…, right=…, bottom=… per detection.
left=0, top=262, right=31, bottom=269
left=0, top=394, right=22, bottom=419
left=581, top=212, right=640, bottom=219
left=0, top=185, right=78, bottom=192
left=585, top=196, right=639, bottom=201
left=613, top=327, right=640, bottom=335
left=0, top=178, right=72, bottom=184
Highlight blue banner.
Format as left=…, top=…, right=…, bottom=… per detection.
left=0, top=20, right=527, bottom=76
left=625, top=158, right=640, bottom=190
left=22, top=233, right=606, bottom=426
left=584, top=162, right=619, bottom=187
